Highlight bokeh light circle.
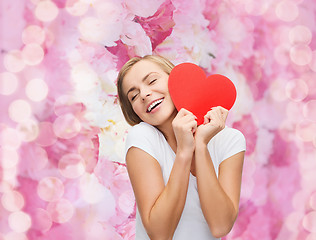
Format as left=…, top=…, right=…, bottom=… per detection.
left=1, top=127, right=21, bottom=150
left=35, top=0, right=59, bottom=22
left=53, top=114, right=81, bottom=139
left=3, top=50, right=25, bottom=73
left=66, top=0, right=89, bottom=16
left=275, top=1, right=299, bottom=22
left=286, top=101, right=304, bottom=123
left=35, top=122, right=57, bottom=147
left=0, top=148, right=19, bottom=169
left=78, top=17, right=105, bottom=43
left=0, top=72, right=18, bottom=95
left=78, top=139, right=95, bottom=168
left=8, top=99, right=32, bottom=123
left=303, top=100, right=316, bottom=122
left=27, top=146, right=48, bottom=171
left=22, top=25, right=45, bottom=45
left=17, top=119, right=39, bottom=142
left=273, top=44, right=290, bottom=66
left=1, top=190, right=25, bottom=212
left=25, top=78, right=48, bottom=102
left=58, top=153, right=86, bottom=179
left=3, top=232, right=28, bottom=240
left=22, top=44, right=45, bottom=66
left=32, top=208, right=52, bottom=232
left=54, top=95, right=83, bottom=116
left=290, top=44, right=312, bottom=66
left=285, top=79, right=308, bottom=102
left=296, top=120, right=316, bottom=142
left=37, top=177, right=64, bottom=202
left=309, top=51, right=316, bottom=72
left=8, top=211, right=32, bottom=233
left=3, top=168, right=18, bottom=183
left=47, top=198, right=74, bottom=223
left=302, top=211, right=316, bottom=232
left=269, top=78, right=287, bottom=101
left=289, top=25, right=312, bottom=45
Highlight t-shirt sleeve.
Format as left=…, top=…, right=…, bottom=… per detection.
left=124, top=122, right=160, bottom=162
left=217, top=127, right=246, bottom=164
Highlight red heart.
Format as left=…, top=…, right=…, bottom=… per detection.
left=168, top=63, right=237, bottom=125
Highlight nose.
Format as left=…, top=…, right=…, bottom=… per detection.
left=141, top=92, right=151, bottom=101
left=140, top=87, right=151, bottom=101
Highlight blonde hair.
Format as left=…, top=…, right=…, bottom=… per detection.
left=117, top=55, right=175, bottom=126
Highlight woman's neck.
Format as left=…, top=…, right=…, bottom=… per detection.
left=156, top=115, right=177, bottom=153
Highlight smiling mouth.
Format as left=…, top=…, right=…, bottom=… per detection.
left=147, top=98, right=164, bottom=113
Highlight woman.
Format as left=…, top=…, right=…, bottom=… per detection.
left=117, top=55, right=246, bottom=240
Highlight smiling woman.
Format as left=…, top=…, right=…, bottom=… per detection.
left=117, top=55, right=174, bottom=126
left=121, top=60, right=177, bottom=128
left=116, top=55, right=246, bottom=240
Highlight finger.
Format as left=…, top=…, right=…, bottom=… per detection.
left=217, top=109, right=225, bottom=122
left=210, top=107, right=227, bottom=123
left=204, top=115, right=209, bottom=124
left=217, top=106, right=229, bottom=120
left=183, top=120, right=197, bottom=133
left=209, top=111, right=224, bottom=127
left=173, top=115, right=197, bottom=130
left=217, top=106, right=228, bottom=113
left=208, top=113, right=218, bottom=126
left=204, top=111, right=212, bottom=124
left=178, top=108, right=195, bottom=117
left=191, top=121, right=197, bottom=134
left=180, top=114, right=197, bottom=123
left=176, top=110, right=197, bottom=124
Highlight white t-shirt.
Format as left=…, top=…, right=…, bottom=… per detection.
left=125, top=122, right=246, bottom=240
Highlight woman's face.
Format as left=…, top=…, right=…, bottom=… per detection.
left=122, top=60, right=177, bottom=127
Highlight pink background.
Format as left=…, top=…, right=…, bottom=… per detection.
left=1, top=0, right=316, bottom=239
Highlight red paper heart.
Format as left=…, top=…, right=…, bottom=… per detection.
left=168, top=63, right=237, bottom=125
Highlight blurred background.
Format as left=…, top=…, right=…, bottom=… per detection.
left=1, top=0, right=316, bottom=239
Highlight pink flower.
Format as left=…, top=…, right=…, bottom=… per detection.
left=125, top=0, right=165, bottom=18
left=134, top=0, right=175, bottom=50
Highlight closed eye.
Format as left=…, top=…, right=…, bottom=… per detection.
left=131, top=93, right=138, bottom=101
left=149, top=79, right=157, bottom=84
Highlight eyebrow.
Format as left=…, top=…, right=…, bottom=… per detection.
left=126, top=72, right=157, bottom=96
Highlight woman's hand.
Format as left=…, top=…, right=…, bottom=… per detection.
left=172, top=108, right=197, bottom=155
left=195, top=106, right=228, bottom=145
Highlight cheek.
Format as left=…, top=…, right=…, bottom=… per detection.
left=132, top=103, right=143, bottom=116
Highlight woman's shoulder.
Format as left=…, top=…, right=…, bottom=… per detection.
left=125, top=122, right=162, bottom=161
left=209, top=126, right=246, bottom=150
left=219, top=126, right=245, bottom=139
left=126, top=122, right=162, bottom=148
left=127, top=122, right=160, bottom=138
left=206, top=126, right=246, bottom=166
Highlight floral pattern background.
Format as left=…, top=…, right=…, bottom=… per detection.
left=1, top=0, right=316, bottom=239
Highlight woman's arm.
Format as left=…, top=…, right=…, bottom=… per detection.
left=127, top=148, right=192, bottom=240
left=194, top=145, right=244, bottom=238
left=194, top=106, right=245, bottom=238
left=126, top=109, right=197, bottom=240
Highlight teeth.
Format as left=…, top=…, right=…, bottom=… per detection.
left=147, top=99, right=163, bottom=112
